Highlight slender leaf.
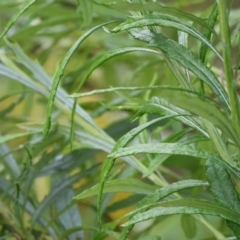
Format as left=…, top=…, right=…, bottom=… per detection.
left=92, top=0, right=216, bottom=31
left=199, top=3, right=218, bottom=63
left=140, top=96, right=239, bottom=146
left=43, top=21, right=117, bottom=137
left=138, top=97, right=208, bottom=137
left=0, top=131, right=40, bottom=145
left=111, top=14, right=222, bottom=60
left=97, top=116, right=176, bottom=225
left=206, top=160, right=240, bottom=214
left=123, top=199, right=240, bottom=227
left=137, top=180, right=209, bottom=209
left=31, top=165, right=99, bottom=225
left=74, top=178, right=159, bottom=200
left=0, top=0, right=37, bottom=39
left=128, top=29, right=230, bottom=110
left=108, top=143, right=240, bottom=177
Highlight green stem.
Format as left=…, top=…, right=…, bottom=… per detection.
left=217, top=0, right=240, bottom=140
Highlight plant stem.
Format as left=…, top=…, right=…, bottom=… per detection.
left=217, top=0, right=240, bottom=141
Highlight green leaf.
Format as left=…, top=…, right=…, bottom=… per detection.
left=120, top=180, right=207, bottom=239
left=67, top=85, right=209, bottom=99
left=199, top=3, right=218, bottom=63
left=77, top=0, right=92, bottom=27
left=108, top=143, right=240, bottom=177
left=112, top=14, right=222, bottom=60
left=70, top=46, right=160, bottom=147
left=181, top=215, right=197, bottom=239
left=123, top=199, right=240, bottom=227
left=138, top=97, right=208, bottom=137
left=128, top=29, right=230, bottom=110
left=31, top=165, right=99, bottom=225
left=137, top=180, right=209, bottom=209
left=206, top=160, right=240, bottom=236
left=140, top=96, right=239, bottom=146
left=0, top=131, right=41, bottom=145
left=53, top=174, right=84, bottom=240
left=74, top=178, right=158, bottom=200
left=92, top=0, right=216, bottom=31
left=202, top=119, right=232, bottom=164
left=206, top=160, right=240, bottom=213
left=97, top=116, right=176, bottom=225
left=43, top=20, right=117, bottom=138
left=0, top=0, right=37, bottom=40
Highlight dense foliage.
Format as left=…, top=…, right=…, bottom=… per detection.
left=1, top=0, right=240, bottom=239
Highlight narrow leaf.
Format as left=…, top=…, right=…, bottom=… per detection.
left=43, top=21, right=117, bottom=137
left=137, top=180, right=209, bottom=209
left=74, top=178, right=158, bottom=200
left=108, top=143, right=240, bottom=177
left=112, top=14, right=222, bottom=60
left=129, top=29, right=229, bottom=110
left=97, top=116, right=176, bottom=226
left=0, top=0, right=36, bottom=39
left=206, top=160, right=240, bottom=213
left=123, top=199, right=240, bottom=227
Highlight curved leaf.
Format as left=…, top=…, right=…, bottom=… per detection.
left=140, top=97, right=239, bottom=146
left=70, top=46, right=160, bottom=146
left=129, top=29, right=230, bottom=110
left=123, top=199, right=240, bottom=227
left=74, top=178, right=158, bottom=200
left=43, top=20, right=118, bottom=137
left=108, top=143, right=240, bottom=177
left=137, top=180, right=209, bottom=208
left=112, top=14, right=222, bottom=60
left=138, top=97, right=208, bottom=137
left=0, top=0, right=37, bottom=39
left=92, top=0, right=216, bottom=31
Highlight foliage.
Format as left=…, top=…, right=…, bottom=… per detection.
left=1, top=0, right=240, bottom=239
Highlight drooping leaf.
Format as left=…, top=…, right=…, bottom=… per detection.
left=138, top=97, right=208, bottom=137
left=128, top=29, right=230, bottom=110
left=92, top=0, right=216, bottom=31
left=43, top=21, right=117, bottom=137
left=199, top=3, right=218, bottom=63
left=70, top=46, right=160, bottom=146
left=111, top=14, right=222, bottom=60
left=0, top=0, right=37, bottom=39
left=139, top=96, right=239, bottom=146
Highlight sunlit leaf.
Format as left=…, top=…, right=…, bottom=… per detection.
left=112, top=14, right=222, bottom=60
left=74, top=178, right=158, bottom=200
left=129, top=29, right=229, bottom=110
